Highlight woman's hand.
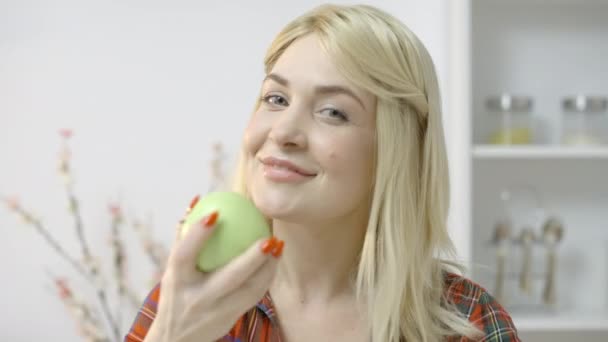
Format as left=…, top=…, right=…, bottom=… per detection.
left=146, top=209, right=283, bottom=342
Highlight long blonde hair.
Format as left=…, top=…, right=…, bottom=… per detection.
left=231, top=4, right=482, bottom=342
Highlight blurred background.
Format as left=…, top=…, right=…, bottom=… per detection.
left=1, top=0, right=606, bottom=341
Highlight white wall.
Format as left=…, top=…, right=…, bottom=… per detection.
left=0, top=1, right=448, bottom=340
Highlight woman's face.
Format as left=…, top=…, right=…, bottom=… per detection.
left=244, top=34, right=377, bottom=224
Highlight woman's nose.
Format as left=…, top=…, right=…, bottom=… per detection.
left=268, top=106, right=308, bottom=149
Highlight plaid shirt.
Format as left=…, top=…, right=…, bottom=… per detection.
left=125, top=273, right=520, bottom=341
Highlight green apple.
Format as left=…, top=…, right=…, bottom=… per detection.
left=180, top=191, right=271, bottom=272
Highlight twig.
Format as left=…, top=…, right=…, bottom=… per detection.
left=208, top=142, right=226, bottom=193
left=5, top=130, right=229, bottom=342
left=6, top=201, right=119, bottom=340
left=109, top=204, right=128, bottom=328
left=132, top=217, right=168, bottom=271
left=45, top=271, right=110, bottom=342
left=28, top=209, right=88, bottom=278
left=67, top=187, right=93, bottom=265
left=58, top=136, right=121, bottom=341
left=63, top=193, right=120, bottom=340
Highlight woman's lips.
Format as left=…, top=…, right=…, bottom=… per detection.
left=260, top=156, right=317, bottom=182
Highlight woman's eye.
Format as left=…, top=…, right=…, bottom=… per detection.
left=320, top=108, right=348, bottom=121
left=262, top=94, right=288, bottom=106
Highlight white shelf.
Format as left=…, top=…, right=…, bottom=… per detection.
left=447, top=1, right=608, bottom=338
left=513, top=314, right=608, bottom=332
left=473, top=145, right=608, bottom=159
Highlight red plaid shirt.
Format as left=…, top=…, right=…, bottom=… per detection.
left=125, top=273, right=520, bottom=341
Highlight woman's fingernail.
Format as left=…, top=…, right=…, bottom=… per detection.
left=201, top=211, right=219, bottom=228
left=188, top=194, right=200, bottom=211
left=261, top=237, right=277, bottom=254
left=272, top=240, right=285, bottom=258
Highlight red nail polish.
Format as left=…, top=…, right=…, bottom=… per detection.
left=201, top=211, right=219, bottom=228
left=272, top=240, right=285, bottom=258
left=188, top=195, right=200, bottom=211
left=261, top=237, right=277, bottom=254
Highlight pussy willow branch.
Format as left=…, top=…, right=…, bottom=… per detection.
left=46, top=273, right=110, bottom=342
left=10, top=203, right=119, bottom=341
left=16, top=207, right=88, bottom=278
left=207, top=142, right=226, bottom=193
left=59, top=141, right=120, bottom=340
left=67, top=188, right=92, bottom=263
left=109, top=215, right=124, bottom=332
left=132, top=218, right=167, bottom=271
left=63, top=189, right=120, bottom=341
left=110, top=212, right=142, bottom=325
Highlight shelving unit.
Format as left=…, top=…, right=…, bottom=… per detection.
left=446, top=0, right=608, bottom=339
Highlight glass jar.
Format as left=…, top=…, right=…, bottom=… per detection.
left=561, top=95, right=608, bottom=146
left=486, top=94, right=534, bottom=145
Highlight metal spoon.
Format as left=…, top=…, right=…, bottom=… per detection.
left=519, top=227, right=535, bottom=295
left=493, top=220, right=512, bottom=304
left=541, top=217, right=564, bottom=306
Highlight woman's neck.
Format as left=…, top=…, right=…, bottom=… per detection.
left=270, top=212, right=368, bottom=306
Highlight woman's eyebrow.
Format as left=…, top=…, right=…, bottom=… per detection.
left=263, top=72, right=367, bottom=111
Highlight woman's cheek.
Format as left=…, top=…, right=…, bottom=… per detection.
left=334, top=138, right=374, bottom=178
left=244, top=111, right=268, bottom=154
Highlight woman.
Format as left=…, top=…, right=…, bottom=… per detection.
left=126, top=4, right=519, bottom=342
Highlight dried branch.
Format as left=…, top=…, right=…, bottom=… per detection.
left=58, top=131, right=120, bottom=340
left=5, top=130, right=229, bottom=342
left=132, top=217, right=168, bottom=272
left=5, top=199, right=88, bottom=278
left=49, top=274, right=110, bottom=342
left=208, top=141, right=226, bottom=192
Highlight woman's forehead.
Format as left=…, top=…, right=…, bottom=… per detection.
left=266, top=35, right=375, bottom=108
left=269, top=35, right=345, bottom=85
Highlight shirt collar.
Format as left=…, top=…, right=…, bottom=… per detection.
left=256, top=292, right=278, bottom=324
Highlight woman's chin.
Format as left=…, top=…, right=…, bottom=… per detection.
left=253, top=198, right=292, bottom=219
left=251, top=190, right=300, bottom=221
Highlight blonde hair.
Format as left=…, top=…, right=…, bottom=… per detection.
left=231, top=4, right=482, bottom=342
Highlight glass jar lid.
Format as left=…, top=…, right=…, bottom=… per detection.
left=562, top=95, right=608, bottom=113
left=486, top=94, right=533, bottom=113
